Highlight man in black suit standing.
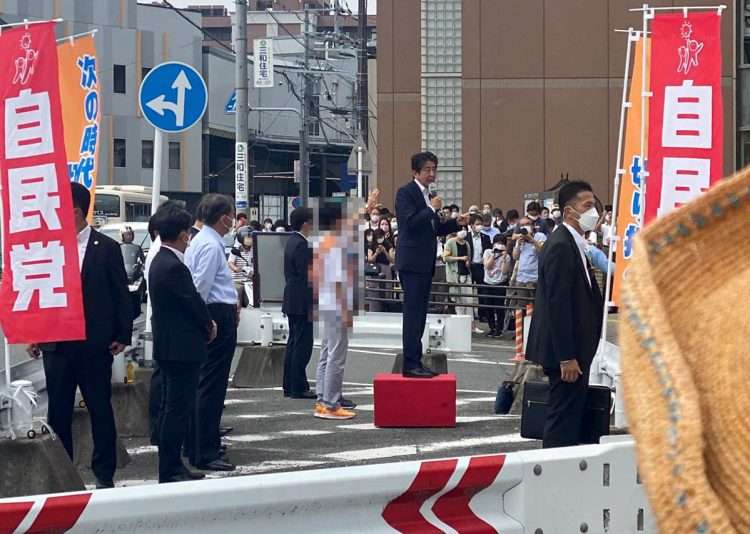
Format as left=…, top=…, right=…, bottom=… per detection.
left=27, top=183, right=132, bottom=489
left=149, top=204, right=216, bottom=483
left=526, top=181, right=604, bottom=448
left=467, top=214, right=492, bottom=333
left=395, top=152, right=469, bottom=378
left=282, top=207, right=315, bottom=398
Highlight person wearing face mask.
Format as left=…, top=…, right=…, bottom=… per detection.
left=550, top=205, right=563, bottom=232
left=526, top=201, right=548, bottom=236
left=525, top=181, right=604, bottom=449
left=368, top=208, right=382, bottom=231
left=481, top=214, right=500, bottom=241
left=482, top=202, right=493, bottom=216
left=148, top=203, right=216, bottom=483
left=228, top=227, right=254, bottom=308
left=379, top=218, right=394, bottom=242
left=442, top=231, right=473, bottom=321
left=468, top=214, right=492, bottom=334
left=492, top=209, right=508, bottom=233
left=508, top=215, right=547, bottom=318
left=263, top=218, right=274, bottom=232
left=184, top=194, right=239, bottom=472
left=482, top=235, right=512, bottom=338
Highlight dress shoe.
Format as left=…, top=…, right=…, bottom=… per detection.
left=95, top=477, right=114, bottom=489
left=196, top=458, right=236, bottom=471
left=339, top=397, right=357, bottom=409
left=290, top=390, right=316, bottom=399
left=160, top=473, right=199, bottom=484
left=181, top=467, right=206, bottom=480
left=219, top=426, right=234, bottom=437
left=402, top=367, right=436, bottom=379
left=422, top=366, right=440, bottom=376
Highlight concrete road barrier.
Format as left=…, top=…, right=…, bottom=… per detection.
left=71, top=408, right=131, bottom=469
left=231, top=345, right=285, bottom=388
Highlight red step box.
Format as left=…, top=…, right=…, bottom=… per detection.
left=373, top=373, right=456, bottom=428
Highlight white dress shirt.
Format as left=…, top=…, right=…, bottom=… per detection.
left=77, top=225, right=92, bottom=269
left=161, top=244, right=185, bottom=264
left=414, top=179, right=434, bottom=211
left=471, top=232, right=483, bottom=264
left=562, top=222, right=591, bottom=287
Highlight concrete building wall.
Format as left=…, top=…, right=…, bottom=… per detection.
left=0, top=0, right=205, bottom=194
left=378, top=0, right=737, bottom=212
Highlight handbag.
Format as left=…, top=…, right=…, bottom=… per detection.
left=494, top=380, right=516, bottom=414
left=520, top=381, right=612, bottom=443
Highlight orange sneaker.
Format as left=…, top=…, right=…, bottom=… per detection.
left=314, top=402, right=325, bottom=415
left=314, top=406, right=356, bottom=420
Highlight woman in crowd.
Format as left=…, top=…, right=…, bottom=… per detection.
left=443, top=230, right=476, bottom=328
left=378, top=218, right=394, bottom=242
left=367, top=229, right=395, bottom=268
left=482, top=234, right=512, bottom=338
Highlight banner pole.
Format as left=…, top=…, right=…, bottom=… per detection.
left=152, top=128, right=164, bottom=215
left=600, top=28, right=639, bottom=345
left=0, top=180, right=9, bottom=391
left=637, top=5, right=652, bottom=228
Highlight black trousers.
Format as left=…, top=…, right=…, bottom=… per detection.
left=542, top=366, right=590, bottom=448
left=399, top=270, right=432, bottom=371
left=470, top=263, right=487, bottom=321
left=484, top=283, right=506, bottom=333
left=157, top=359, right=200, bottom=482
left=188, top=303, right=237, bottom=465
left=148, top=361, right=162, bottom=445
left=283, top=314, right=313, bottom=396
left=43, top=345, right=117, bottom=482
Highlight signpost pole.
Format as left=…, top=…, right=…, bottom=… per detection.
left=356, top=146, right=363, bottom=198
left=235, top=0, right=249, bottom=215
left=151, top=128, right=164, bottom=215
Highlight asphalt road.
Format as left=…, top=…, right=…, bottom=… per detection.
left=78, top=316, right=620, bottom=489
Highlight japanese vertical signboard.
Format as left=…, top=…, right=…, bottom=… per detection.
left=644, top=13, right=723, bottom=224
left=0, top=22, right=86, bottom=343
left=612, top=37, right=649, bottom=306
left=253, top=38, right=274, bottom=88
left=57, top=34, right=100, bottom=221
left=235, top=141, right=248, bottom=210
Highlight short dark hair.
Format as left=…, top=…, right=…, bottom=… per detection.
left=373, top=229, right=386, bottom=240
left=237, top=212, right=248, bottom=221
left=493, top=208, right=503, bottom=217
left=506, top=209, right=519, bottom=221
left=482, top=214, right=492, bottom=225
left=526, top=201, right=541, bottom=214
left=273, top=219, right=286, bottom=230
left=482, top=202, right=493, bottom=209
left=249, top=220, right=262, bottom=231
left=448, top=204, right=460, bottom=212
left=558, top=180, right=594, bottom=209
left=318, top=206, right=342, bottom=231
left=263, top=218, right=273, bottom=224
left=197, top=194, right=233, bottom=226
left=156, top=204, right=193, bottom=242
left=289, top=207, right=313, bottom=232
left=492, top=234, right=505, bottom=245
left=70, top=182, right=91, bottom=215
left=411, top=151, right=438, bottom=173
left=148, top=200, right=183, bottom=239
left=469, top=214, right=482, bottom=226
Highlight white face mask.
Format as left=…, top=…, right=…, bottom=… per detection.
left=264, top=223, right=273, bottom=230
left=451, top=212, right=459, bottom=219
left=551, top=210, right=561, bottom=220
left=524, top=225, right=533, bottom=234
left=390, top=221, right=398, bottom=232
left=370, top=215, right=380, bottom=224
left=275, top=226, right=285, bottom=233
left=574, top=207, right=599, bottom=233
left=457, top=230, right=467, bottom=240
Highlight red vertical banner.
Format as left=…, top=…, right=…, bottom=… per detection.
left=0, top=22, right=86, bottom=343
left=645, top=12, right=723, bottom=224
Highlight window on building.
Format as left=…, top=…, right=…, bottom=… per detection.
left=256, top=0, right=275, bottom=10
left=125, top=202, right=152, bottom=222
left=142, top=140, right=154, bottom=169
left=207, top=27, right=232, bottom=42
left=142, top=66, right=152, bottom=80
left=169, top=141, right=181, bottom=170
left=113, top=138, right=126, bottom=167
left=114, top=64, right=126, bottom=94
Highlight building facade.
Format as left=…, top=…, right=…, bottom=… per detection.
left=0, top=0, right=205, bottom=200
left=378, top=0, right=738, bottom=211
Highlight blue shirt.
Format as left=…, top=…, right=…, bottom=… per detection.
left=516, top=232, right=547, bottom=284
left=481, top=226, right=500, bottom=241
left=185, top=225, right=237, bottom=306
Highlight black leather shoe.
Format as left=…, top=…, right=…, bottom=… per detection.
left=402, top=368, right=436, bottom=378
left=160, top=473, right=198, bottom=483
left=181, top=467, right=206, bottom=480
left=290, top=390, right=316, bottom=399
left=95, top=478, right=114, bottom=489
left=422, top=366, right=440, bottom=376
left=197, top=459, right=235, bottom=471
left=340, top=397, right=357, bottom=409
left=219, top=426, right=234, bottom=437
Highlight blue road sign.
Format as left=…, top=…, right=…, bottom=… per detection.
left=225, top=91, right=237, bottom=114
left=139, top=61, right=207, bottom=133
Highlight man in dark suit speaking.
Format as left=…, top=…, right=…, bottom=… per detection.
left=27, top=183, right=132, bottom=489
left=395, top=152, right=469, bottom=378
left=526, top=181, right=604, bottom=448
left=149, top=203, right=216, bottom=483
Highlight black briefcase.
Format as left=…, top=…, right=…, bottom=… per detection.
left=520, top=381, right=612, bottom=443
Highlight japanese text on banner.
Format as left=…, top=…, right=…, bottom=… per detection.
left=0, top=22, right=86, bottom=343
left=58, top=34, right=100, bottom=222
left=644, top=12, right=723, bottom=223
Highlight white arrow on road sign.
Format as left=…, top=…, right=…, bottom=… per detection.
left=146, top=70, right=192, bottom=127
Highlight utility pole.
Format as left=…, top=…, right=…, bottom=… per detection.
left=235, top=0, right=249, bottom=215
left=357, top=0, right=369, bottom=148
left=299, top=5, right=312, bottom=206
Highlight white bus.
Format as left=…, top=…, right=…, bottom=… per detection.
left=93, top=185, right=168, bottom=226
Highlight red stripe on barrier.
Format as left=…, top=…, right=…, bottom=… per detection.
left=432, top=454, right=506, bottom=534
left=0, top=501, right=34, bottom=533
left=26, top=493, right=91, bottom=534
left=382, top=459, right=457, bottom=533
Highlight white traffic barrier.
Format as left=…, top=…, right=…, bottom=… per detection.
left=237, top=308, right=472, bottom=353
left=0, top=437, right=656, bottom=533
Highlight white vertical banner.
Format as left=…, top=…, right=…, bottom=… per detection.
left=254, top=38, right=274, bottom=88
left=235, top=141, right=248, bottom=210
